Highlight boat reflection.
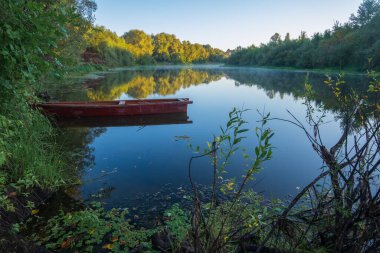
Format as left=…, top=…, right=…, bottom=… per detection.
left=54, top=112, right=192, bottom=128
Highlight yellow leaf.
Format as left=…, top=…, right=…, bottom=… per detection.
left=31, top=209, right=39, bottom=215
left=88, top=228, right=95, bottom=235
left=226, top=181, right=235, bottom=191
left=102, top=244, right=113, bottom=250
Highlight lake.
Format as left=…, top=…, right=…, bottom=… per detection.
left=52, top=65, right=369, bottom=211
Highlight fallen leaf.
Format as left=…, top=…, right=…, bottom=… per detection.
left=7, top=192, right=17, bottom=197
left=61, top=238, right=72, bottom=249
left=31, top=209, right=39, bottom=215
left=102, top=243, right=113, bottom=250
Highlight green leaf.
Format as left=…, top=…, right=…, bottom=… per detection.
left=237, top=129, right=249, bottom=134
left=255, top=147, right=259, bottom=156
left=0, top=152, right=6, bottom=166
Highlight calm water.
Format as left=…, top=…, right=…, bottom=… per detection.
left=54, top=65, right=369, bottom=208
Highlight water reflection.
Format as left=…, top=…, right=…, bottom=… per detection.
left=223, top=68, right=370, bottom=111
left=54, top=66, right=370, bottom=209
left=80, top=67, right=370, bottom=114
left=86, top=69, right=224, bottom=100
left=56, top=113, right=192, bottom=128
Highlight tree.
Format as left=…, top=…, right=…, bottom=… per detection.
left=298, top=31, right=308, bottom=41
left=270, top=33, right=282, bottom=44
left=153, top=33, right=184, bottom=63
left=350, top=0, right=380, bottom=27
left=227, top=0, right=380, bottom=70
left=0, top=0, right=96, bottom=92
left=284, top=32, right=291, bottom=42
left=122, top=29, right=154, bottom=57
left=84, top=26, right=135, bottom=66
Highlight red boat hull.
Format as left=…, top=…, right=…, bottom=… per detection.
left=36, top=98, right=192, bottom=118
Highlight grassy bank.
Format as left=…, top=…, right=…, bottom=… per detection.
left=1, top=71, right=378, bottom=252
left=0, top=63, right=115, bottom=207
left=0, top=97, right=76, bottom=212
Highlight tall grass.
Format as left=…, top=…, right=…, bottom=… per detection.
left=0, top=99, right=73, bottom=190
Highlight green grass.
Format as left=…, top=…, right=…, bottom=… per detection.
left=0, top=98, right=74, bottom=193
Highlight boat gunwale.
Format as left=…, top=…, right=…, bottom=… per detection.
left=37, top=98, right=193, bottom=108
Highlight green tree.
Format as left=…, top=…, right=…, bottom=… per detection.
left=270, top=33, right=282, bottom=44
left=298, top=31, right=308, bottom=41
left=122, top=29, right=154, bottom=57
left=153, top=33, right=184, bottom=63
left=284, top=32, right=291, bottom=42
left=84, top=26, right=135, bottom=66
left=227, top=0, right=380, bottom=70
left=350, top=0, right=380, bottom=27
left=0, top=0, right=96, bottom=96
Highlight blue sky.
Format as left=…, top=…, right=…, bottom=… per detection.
left=94, top=0, right=363, bottom=50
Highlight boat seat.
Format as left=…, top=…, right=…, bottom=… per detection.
left=118, top=101, right=126, bottom=105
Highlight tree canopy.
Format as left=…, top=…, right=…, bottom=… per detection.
left=82, top=29, right=226, bottom=66
left=227, top=0, right=380, bottom=70
left=122, top=29, right=154, bottom=58
left=0, top=0, right=97, bottom=96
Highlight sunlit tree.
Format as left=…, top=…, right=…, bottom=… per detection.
left=122, top=29, right=154, bottom=57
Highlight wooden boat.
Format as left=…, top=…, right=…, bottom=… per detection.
left=55, top=113, right=192, bottom=128
left=36, top=98, right=193, bottom=118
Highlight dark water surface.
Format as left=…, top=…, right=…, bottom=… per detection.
left=54, top=65, right=369, bottom=209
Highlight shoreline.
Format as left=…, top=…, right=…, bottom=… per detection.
left=222, top=64, right=367, bottom=75
left=63, top=63, right=368, bottom=84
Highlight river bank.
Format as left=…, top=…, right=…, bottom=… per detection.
left=1, top=64, right=378, bottom=252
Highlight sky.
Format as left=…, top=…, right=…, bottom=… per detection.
left=94, top=0, right=363, bottom=50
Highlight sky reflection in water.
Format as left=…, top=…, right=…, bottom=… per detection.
left=72, top=66, right=368, bottom=207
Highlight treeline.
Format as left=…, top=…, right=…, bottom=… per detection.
left=1, top=1, right=226, bottom=82
left=227, top=0, right=380, bottom=70
left=83, top=27, right=226, bottom=66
